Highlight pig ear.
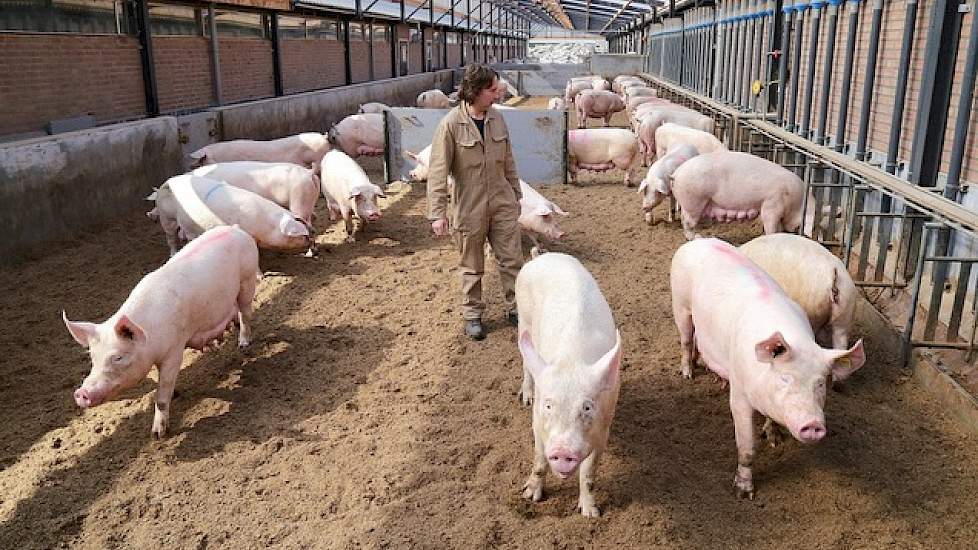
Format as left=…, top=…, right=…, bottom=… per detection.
left=590, top=330, right=622, bottom=392
left=518, top=331, right=551, bottom=380
left=373, top=184, right=387, bottom=198
left=279, top=216, right=310, bottom=237
left=113, top=315, right=146, bottom=344
left=637, top=179, right=649, bottom=194
left=552, top=203, right=569, bottom=216
left=652, top=177, right=670, bottom=194
left=826, top=339, right=866, bottom=382
left=755, top=332, right=792, bottom=363
left=63, top=310, right=98, bottom=348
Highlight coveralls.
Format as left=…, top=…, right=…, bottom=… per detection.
left=426, top=101, right=525, bottom=321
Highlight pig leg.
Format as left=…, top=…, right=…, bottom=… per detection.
left=237, top=280, right=256, bottom=349
left=730, top=395, right=757, bottom=499
left=603, top=113, right=612, bottom=127
left=760, top=204, right=783, bottom=234
left=681, top=210, right=701, bottom=241
left=522, top=432, right=547, bottom=502
left=761, top=417, right=785, bottom=448
left=342, top=209, right=356, bottom=243
left=152, top=352, right=183, bottom=439
left=673, top=301, right=696, bottom=379
left=577, top=448, right=603, bottom=517
left=667, top=195, right=677, bottom=223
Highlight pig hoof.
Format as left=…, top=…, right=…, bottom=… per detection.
left=518, top=391, right=533, bottom=407
left=238, top=337, right=250, bottom=348
left=522, top=477, right=544, bottom=502
left=680, top=365, right=692, bottom=379
left=578, top=502, right=601, bottom=518
left=152, top=420, right=167, bottom=439
left=733, top=476, right=754, bottom=500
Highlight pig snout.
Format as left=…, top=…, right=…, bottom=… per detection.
left=74, top=386, right=106, bottom=408
left=547, top=447, right=581, bottom=478
left=798, top=421, right=827, bottom=443
left=366, top=211, right=382, bottom=222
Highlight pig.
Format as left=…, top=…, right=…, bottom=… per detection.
left=416, top=89, right=451, bottom=109
left=358, top=102, right=390, bottom=114
left=740, top=233, right=857, bottom=355
left=147, top=174, right=312, bottom=255
left=575, top=90, right=626, bottom=129
left=670, top=238, right=866, bottom=498
left=564, top=80, right=594, bottom=104
left=567, top=128, right=641, bottom=187
left=630, top=103, right=701, bottom=133
left=447, top=90, right=460, bottom=105
left=638, top=113, right=717, bottom=164
left=63, top=225, right=260, bottom=438
left=496, top=78, right=519, bottom=100
left=328, top=113, right=385, bottom=158
left=654, top=121, right=725, bottom=160
left=189, top=133, right=331, bottom=169
left=404, top=145, right=432, bottom=182
left=671, top=150, right=811, bottom=240
left=547, top=97, right=567, bottom=110
left=516, top=252, right=622, bottom=517
left=518, top=179, right=569, bottom=257
left=637, top=143, right=700, bottom=224
left=622, top=85, right=657, bottom=101
left=319, top=150, right=387, bottom=242
left=626, top=95, right=670, bottom=114
left=612, top=77, right=645, bottom=94
left=190, top=161, right=320, bottom=226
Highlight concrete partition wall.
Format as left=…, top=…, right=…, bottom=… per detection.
left=384, top=107, right=567, bottom=186
left=0, top=117, right=183, bottom=260
left=215, top=70, right=457, bottom=141
left=588, top=54, right=647, bottom=79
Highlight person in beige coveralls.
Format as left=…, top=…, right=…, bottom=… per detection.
left=427, top=64, right=524, bottom=340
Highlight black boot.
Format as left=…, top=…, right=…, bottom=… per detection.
left=464, top=319, right=486, bottom=340
left=506, top=311, right=518, bottom=327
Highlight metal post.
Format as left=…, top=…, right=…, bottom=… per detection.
left=902, top=223, right=938, bottom=366
left=713, top=4, right=726, bottom=99
left=776, top=0, right=792, bottom=124
left=799, top=0, right=822, bottom=139
left=732, top=2, right=746, bottom=105
left=743, top=0, right=757, bottom=110
left=945, top=0, right=978, bottom=200
left=854, top=0, right=884, bottom=162
left=815, top=0, right=840, bottom=145
left=134, top=0, right=159, bottom=116
left=343, top=19, right=352, bottom=85
left=270, top=13, right=283, bottom=96
left=207, top=3, right=222, bottom=105
left=834, top=0, right=859, bottom=149
left=787, top=2, right=806, bottom=131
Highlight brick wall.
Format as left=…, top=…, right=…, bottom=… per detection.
left=281, top=39, right=346, bottom=93
left=410, top=40, right=424, bottom=74
left=153, top=36, right=214, bottom=114
left=373, top=39, right=393, bottom=79
left=349, top=40, right=371, bottom=83
left=218, top=37, right=275, bottom=104
left=448, top=44, right=461, bottom=68
left=0, top=34, right=145, bottom=137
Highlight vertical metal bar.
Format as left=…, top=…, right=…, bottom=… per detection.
left=856, top=197, right=877, bottom=280
left=787, top=3, right=805, bottom=132
left=134, top=0, right=159, bottom=116
left=714, top=4, right=727, bottom=99
left=815, top=0, right=839, bottom=145
left=834, top=0, right=859, bottom=149
left=799, top=1, right=821, bottom=139
left=945, top=0, right=978, bottom=200
left=947, top=262, right=973, bottom=340
left=743, top=2, right=756, bottom=110
left=854, top=0, right=884, bottom=161
left=903, top=224, right=937, bottom=366
left=734, top=3, right=747, bottom=106
left=776, top=0, right=792, bottom=124
left=270, top=13, right=283, bottom=96
left=842, top=184, right=865, bottom=267
left=343, top=19, right=352, bottom=85
left=208, top=3, right=222, bottom=105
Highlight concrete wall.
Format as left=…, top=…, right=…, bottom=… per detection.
left=588, top=54, right=647, bottom=79
left=496, top=64, right=589, bottom=96
left=0, top=118, right=183, bottom=260
left=214, top=70, right=456, bottom=141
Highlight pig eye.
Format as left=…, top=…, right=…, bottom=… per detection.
left=541, top=399, right=553, bottom=412
left=110, top=354, right=125, bottom=365
left=779, top=374, right=793, bottom=385
left=582, top=402, right=593, bottom=413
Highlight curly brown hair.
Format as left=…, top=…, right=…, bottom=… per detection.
left=459, top=64, right=499, bottom=104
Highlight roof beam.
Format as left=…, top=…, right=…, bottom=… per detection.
left=598, top=0, right=633, bottom=32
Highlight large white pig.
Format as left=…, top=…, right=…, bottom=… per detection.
left=416, top=89, right=451, bottom=109
left=548, top=97, right=567, bottom=110
left=147, top=174, right=312, bottom=255
left=626, top=96, right=671, bottom=114
left=612, top=76, right=645, bottom=93
left=654, top=122, right=725, bottom=160
left=518, top=179, right=569, bottom=256
left=320, top=150, right=386, bottom=242
left=575, top=90, right=626, bottom=129
left=740, top=233, right=857, bottom=354
left=404, top=145, right=432, bottom=182
left=63, top=225, right=260, bottom=438
left=670, top=238, right=865, bottom=498
left=329, top=113, right=385, bottom=158
left=671, top=150, right=811, bottom=240
left=189, top=133, right=331, bottom=169
left=567, top=128, right=641, bottom=186
left=622, top=85, right=657, bottom=102
left=639, top=114, right=717, bottom=164
left=564, top=80, right=594, bottom=103
left=516, top=252, right=622, bottom=517
left=190, top=161, right=320, bottom=226
left=358, top=102, right=390, bottom=114
left=637, top=143, right=700, bottom=224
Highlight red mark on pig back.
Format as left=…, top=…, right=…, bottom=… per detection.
left=175, top=226, right=233, bottom=262
left=710, top=241, right=772, bottom=301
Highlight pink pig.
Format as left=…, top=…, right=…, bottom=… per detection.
left=518, top=179, right=569, bottom=256
left=575, top=90, right=626, bottom=129
left=189, top=133, right=331, bottom=169
left=191, top=161, right=320, bottom=227
left=567, top=128, right=641, bottom=187
left=63, top=225, right=260, bottom=438
left=328, top=113, right=385, bottom=158
left=670, top=238, right=866, bottom=499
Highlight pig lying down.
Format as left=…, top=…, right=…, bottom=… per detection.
left=63, top=225, right=260, bottom=438
left=637, top=143, right=700, bottom=224
left=670, top=238, right=865, bottom=499
left=147, top=174, right=312, bottom=255
left=671, top=150, right=812, bottom=240
left=189, top=133, right=331, bottom=169
left=740, top=233, right=857, bottom=356
left=191, top=161, right=320, bottom=227
left=517, top=253, right=622, bottom=517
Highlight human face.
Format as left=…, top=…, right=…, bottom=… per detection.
left=471, top=77, right=499, bottom=114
